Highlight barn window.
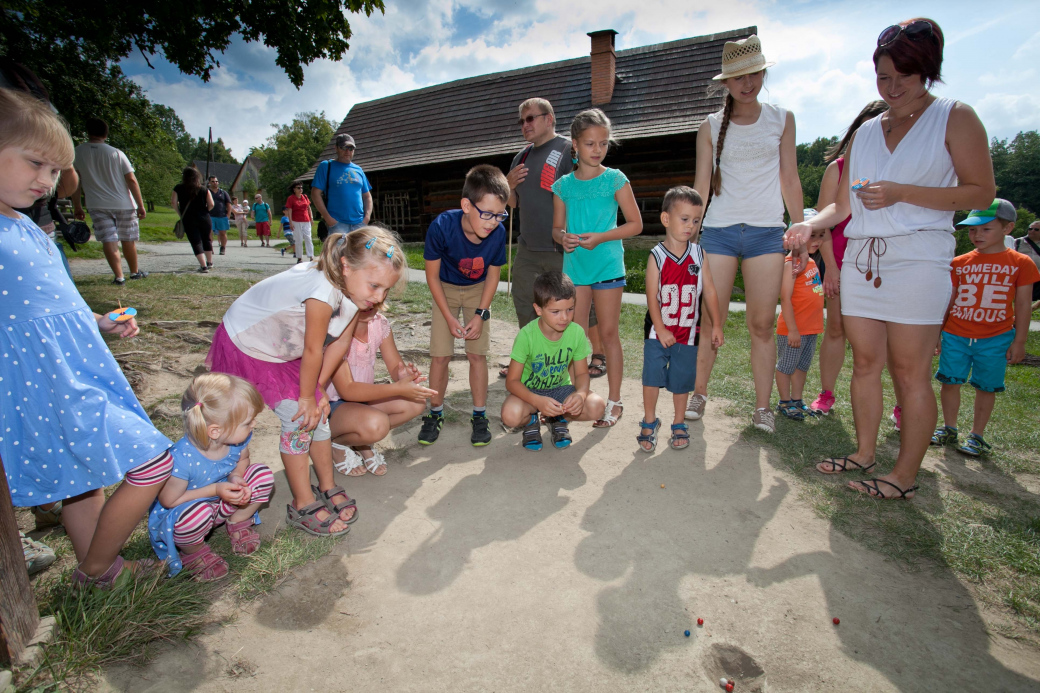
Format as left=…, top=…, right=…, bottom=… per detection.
left=382, top=192, right=413, bottom=230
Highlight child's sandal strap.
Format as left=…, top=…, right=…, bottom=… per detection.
left=313, top=484, right=359, bottom=524
left=669, top=422, right=690, bottom=449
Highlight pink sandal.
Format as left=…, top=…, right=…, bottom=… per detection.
left=226, top=518, right=261, bottom=555
left=71, top=555, right=160, bottom=590
left=180, top=545, right=229, bottom=581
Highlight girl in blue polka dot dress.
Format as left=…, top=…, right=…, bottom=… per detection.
left=0, top=88, right=174, bottom=588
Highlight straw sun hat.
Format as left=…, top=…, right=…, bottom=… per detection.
left=713, top=35, right=776, bottom=80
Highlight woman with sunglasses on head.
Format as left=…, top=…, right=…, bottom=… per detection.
left=785, top=18, right=995, bottom=500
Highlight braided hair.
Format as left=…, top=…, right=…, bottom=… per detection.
left=709, top=93, right=734, bottom=198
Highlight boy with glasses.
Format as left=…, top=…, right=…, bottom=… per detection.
left=420, top=165, right=510, bottom=447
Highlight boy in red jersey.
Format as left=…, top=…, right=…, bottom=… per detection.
left=639, top=187, right=724, bottom=452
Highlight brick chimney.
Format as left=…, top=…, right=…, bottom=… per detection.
left=588, top=30, right=618, bottom=106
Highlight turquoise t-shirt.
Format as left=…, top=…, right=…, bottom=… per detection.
left=509, top=321, right=591, bottom=391
left=551, top=167, right=629, bottom=286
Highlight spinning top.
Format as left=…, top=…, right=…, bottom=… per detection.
left=107, top=305, right=137, bottom=323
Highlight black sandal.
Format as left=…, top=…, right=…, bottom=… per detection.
left=548, top=416, right=572, bottom=449
left=817, top=456, right=876, bottom=475
left=849, top=478, right=919, bottom=500
left=588, top=354, right=607, bottom=378
left=312, top=484, right=359, bottom=524
left=522, top=414, right=543, bottom=451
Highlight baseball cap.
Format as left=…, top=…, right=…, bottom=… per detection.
left=957, top=198, right=1016, bottom=226
left=335, top=134, right=356, bottom=149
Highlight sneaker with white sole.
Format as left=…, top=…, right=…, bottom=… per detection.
left=685, top=393, right=707, bottom=420
left=890, top=405, right=902, bottom=431
left=810, top=390, right=835, bottom=415
left=752, top=407, right=776, bottom=433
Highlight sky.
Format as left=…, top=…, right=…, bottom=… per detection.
left=122, top=0, right=1040, bottom=162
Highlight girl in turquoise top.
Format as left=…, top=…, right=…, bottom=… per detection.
left=551, top=109, right=643, bottom=427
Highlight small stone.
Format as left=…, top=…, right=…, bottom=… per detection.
left=833, top=617, right=840, bottom=625
left=661, top=484, right=666, bottom=488
left=684, top=630, right=690, bottom=637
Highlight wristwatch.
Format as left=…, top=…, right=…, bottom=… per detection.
left=475, top=308, right=491, bottom=321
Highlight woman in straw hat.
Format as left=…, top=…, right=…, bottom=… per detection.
left=785, top=18, right=994, bottom=499
left=687, top=34, right=805, bottom=434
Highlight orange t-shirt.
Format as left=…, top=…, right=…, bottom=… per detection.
left=777, top=257, right=824, bottom=336
left=945, top=249, right=1040, bottom=339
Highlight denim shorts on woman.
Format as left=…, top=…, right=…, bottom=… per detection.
left=699, top=224, right=785, bottom=258
left=589, top=276, right=626, bottom=290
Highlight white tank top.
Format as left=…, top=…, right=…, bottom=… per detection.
left=703, top=103, right=787, bottom=228
left=845, top=97, right=958, bottom=239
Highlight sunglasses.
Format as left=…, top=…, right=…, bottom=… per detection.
left=517, top=113, right=549, bottom=127
left=472, top=202, right=509, bottom=223
left=337, top=144, right=356, bottom=151
left=877, top=20, right=933, bottom=47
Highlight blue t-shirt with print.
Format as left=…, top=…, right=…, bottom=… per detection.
left=312, top=160, right=372, bottom=226
left=423, top=209, right=507, bottom=286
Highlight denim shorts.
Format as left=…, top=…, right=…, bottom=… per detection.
left=700, top=224, right=785, bottom=258
left=590, top=276, right=626, bottom=290
left=936, top=329, right=1015, bottom=393
left=330, top=222, right=365, bottom=235
left=642, top=339, right=698, bottom=394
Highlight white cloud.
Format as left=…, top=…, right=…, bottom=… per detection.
left=975, top=93, right=1040, bottom=136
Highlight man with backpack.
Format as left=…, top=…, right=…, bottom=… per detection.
left=311, top=133, right=372, bottom=236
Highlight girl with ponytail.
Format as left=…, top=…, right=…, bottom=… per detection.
left=687, top=35, right=805, bottom=434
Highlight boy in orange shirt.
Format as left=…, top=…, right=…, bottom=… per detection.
left=931, top=199, right=1040, bottom=456
left=775, top=222, right=826, bottom=421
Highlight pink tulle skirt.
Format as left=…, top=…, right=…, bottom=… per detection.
left=207, top=323, right=321, bottom=408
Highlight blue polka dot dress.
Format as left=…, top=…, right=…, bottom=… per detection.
left=0, top=213, right=172, bottom=506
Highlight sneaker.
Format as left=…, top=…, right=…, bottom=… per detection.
left=930, top=426, right=958, bottom=446
left=418, top=413, right=443, bottom=445
left=128, top=271, right=148, bottom=280
left=522, top=413, right=543, bottom=451
left=776, top=400, right=804, bottom=421
left=810, top=390, right=835, bottom=415
left=22, top=531, right=56, bottom=575
left=206, top=262, right=214, bottom=269
left=753, top=407, right=776, bottom=433
left=890, top=405, right=902, bottom=431
left=685, top=394, right=707, bottom=420
left=219, top=246, right=226, bottom=255
left=958, top=432, right=992, bottom=457
left=112, top=276, right=126, bottom=286
left=32, top=501, right=62, bottom=531
left=471, top=415, right=492, bottom=446
left=196, top=266, right=209, bottom=273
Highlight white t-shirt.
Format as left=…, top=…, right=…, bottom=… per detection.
left=73, top=142, right=135, bottom=210
left=703, top=103, right=787, bottom=229
left=223, top=263, right=358, bottom=362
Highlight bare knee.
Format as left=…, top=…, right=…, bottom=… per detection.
left=501, top=396, right=532, bottom=427
left=746, top=315, right=775, bottom=343
left=357, top=412, right=391, bottom=443
left=401, top=400, right=426, bottom=423
left=466, top=353, right=487, bottom=366
left=431, top=356, right=451, bottom=368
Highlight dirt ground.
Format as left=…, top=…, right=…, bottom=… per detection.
left=63, top=246, right=1040, bottom=692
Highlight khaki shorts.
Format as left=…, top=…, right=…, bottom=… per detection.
left=510, top=243, right=597, bottom=329
left=430, top=282, right=491, bottom=357
left=90, top=208, right=140, bottom=243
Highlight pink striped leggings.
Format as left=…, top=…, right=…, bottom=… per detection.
left=172, top=463, right=274, bottom=548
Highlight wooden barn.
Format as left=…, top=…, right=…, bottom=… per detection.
left=299, top=26, right=755, bottom=240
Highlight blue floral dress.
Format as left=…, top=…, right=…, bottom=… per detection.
left=550, top=167, right=629, bottom=286
left=0, top=214, right=171, bottom=506
left=148, top=434, right=253, bottom=576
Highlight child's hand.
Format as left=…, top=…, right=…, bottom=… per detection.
left=539, top=396, right=566, bottom=417
left=823, top=273, right=840, bottom=299
left=395, top=377, right=438, bottom=403
left=292, top=396, right=322, bottom=432
left=783, top=222, right=812, bottom=250
left=562, top=391, right=586, bottom=416
left=787, top=331, right=802, bottom=349
left=217, top=482, right=249, bottom=506
left=577, top=234, right=599, bottom=250
left=447, top=316, right=466, bottom=340
left=317, top=392, right=331, bottom=423
left=711, top=325, right=725, bottom=349
left=560, top=232, right=581, bottom=253
left=657, top=330, right=677, bottom=349
left=934, top=339, right=943, bottom=357
left=396, top=362, right=423, bottom=382
left=790, top=248, right=809, bottom=274
left=463, top=315, right=484, bottom=340
left=97, top=314, right=140, bottom=339
left=1007, top=340, right=1026, bottom=365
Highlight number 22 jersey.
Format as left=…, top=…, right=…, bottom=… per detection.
left=644, top=241, right=704, bottom=346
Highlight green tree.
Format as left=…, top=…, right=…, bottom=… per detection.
left=255, top=112, right=336, bottom=211
left=796, top=136, right=837, bottom=168
left=188, top=136, right=238, bottom=165
left=992, top=131, right=1040, bottom=214
left=152, top=104, right=195, bottom=162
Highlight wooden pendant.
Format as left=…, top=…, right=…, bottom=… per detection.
left=865, top=270, right=873, bottom=282
left=874, top=276, right=882, bottom=288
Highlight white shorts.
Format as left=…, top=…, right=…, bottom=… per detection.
left=841, top=230, right=954, bottom=325
left=90, top=208, right=140, bottom=243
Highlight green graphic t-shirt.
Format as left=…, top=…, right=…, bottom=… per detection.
left=510, top=321, right=591, bottom=390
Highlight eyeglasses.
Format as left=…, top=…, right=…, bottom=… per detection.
left=517, top=113, right=550, bottom=127
left=877, top=20, right=934, bottom=47
left=337, top=145, right=356, bottom=151
left=472, top=203, right=509, bottom=223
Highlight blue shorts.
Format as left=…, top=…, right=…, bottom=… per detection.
left=588, top=276, right=626, bottom=290
left=211, top=216, right=231, bottom=232
left=935, top=329, right=1015, bottom=393
left=642, top=339, right=698, bottom=394
left=700, top=224, right=785, bottom=258
left=330, top=222, right=365, bottom=235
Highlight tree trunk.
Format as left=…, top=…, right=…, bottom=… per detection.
left=0, top=456, right=40, bottom=666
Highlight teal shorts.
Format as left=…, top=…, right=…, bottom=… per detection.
left=935, top=329, right=1015, bottom=393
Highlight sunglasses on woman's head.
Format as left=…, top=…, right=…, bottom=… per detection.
left=877, top=20, right=933, bottom=47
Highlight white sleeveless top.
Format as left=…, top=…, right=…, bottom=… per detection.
left=703, top=103, right=787, bottom=228
left=845, top=97, right=958, bottom=239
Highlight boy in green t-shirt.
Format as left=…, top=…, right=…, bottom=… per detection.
left=501, top=270, right=607, bottom=450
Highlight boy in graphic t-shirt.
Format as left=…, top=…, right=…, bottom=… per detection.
left=501, top=271, right=606, bottom=451
left=931, top=199, right=1040, bottom=456
left=419, top=165, right=509, bottom=448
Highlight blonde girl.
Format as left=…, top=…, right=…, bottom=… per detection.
left=687, top=35, right=805, bottom=434
left=207, top=226, right=406, bottom=535
left=148, top=374, right=272, bottom=580
left=0, top=87, right=175, bottom=588
left=326, top=306, right=436, bottom=476
left=551, top=108, right=643, bottom=427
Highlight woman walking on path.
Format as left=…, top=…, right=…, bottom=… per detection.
left=809, top=101, right=889, bottom=416
left=172, top=167, right=215, bottom=273
left=687, top=35, right=805, bottom=433
left=786, top=18, right=995, bottom=499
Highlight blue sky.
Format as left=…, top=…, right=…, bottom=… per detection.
left=122, top=0, right=1040, bottom=162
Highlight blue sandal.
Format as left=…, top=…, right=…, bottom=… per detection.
left=669, top=422, right=690, bottom=449
left=637, top=418, right=661, bottom=453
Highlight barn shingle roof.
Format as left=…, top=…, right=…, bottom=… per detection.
left=300, top=26, right=755, bottom=181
